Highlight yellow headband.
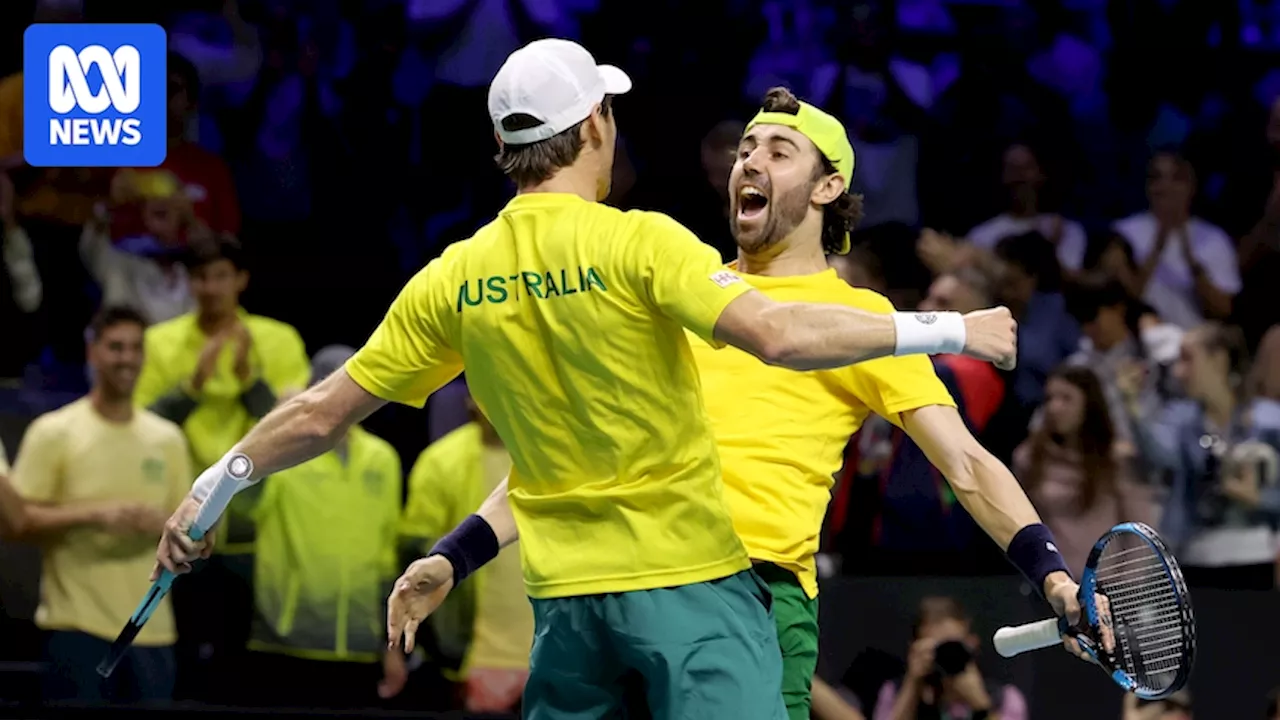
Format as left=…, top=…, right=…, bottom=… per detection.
left=747, top=102, right=856, bottom=254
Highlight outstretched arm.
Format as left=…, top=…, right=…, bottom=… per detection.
left=475, top=476, right=518, bottom=548
left=155, top=370, right=386, bottom=575
left=713, top=290, right=1017, bottom=371
left=901, top=405, right=1075, bottom=602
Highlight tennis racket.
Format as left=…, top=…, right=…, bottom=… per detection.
left=993, top=522, right=1196, bottom=700
left=96, top=454, right=253, bottom=678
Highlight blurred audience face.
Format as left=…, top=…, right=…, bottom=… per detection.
left=88, top=319, right=144, bottom=400
left=917, top=615, right=977, bottom=654
left=1146, top=153, right=1194, bottom=222
left=190, top=259, right=247, bottom=319
left=1172, top=328, right=1227, bottom=402
left=1002, top=144, right=1043, bottom=212
left=730, top=124, right=827, bottom=253
left=1079, top=302, right=1127, bottom=351
left=921, top=274, right=984, bottom=313
left=1042, top=376, right=1086, bottom=436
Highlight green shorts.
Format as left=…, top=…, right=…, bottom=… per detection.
left=523, top=569, right=787, bottom=720
left=754, top=563, right=820, bottom=720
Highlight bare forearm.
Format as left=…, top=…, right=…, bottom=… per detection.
left=947, top=448, right=1042, bottom=550
left=0, top=477, right=26, bottom=539
left=760, top=302, right=899, bottom=370
left=888, top=678, right=922, bottom=720
left=225, top=371, right=381, bottom=483
left=811, top=677, right=865, bottom=720
left=21, top=502, right=101, bottom=537
left=476, top=476, right=518, bottom=548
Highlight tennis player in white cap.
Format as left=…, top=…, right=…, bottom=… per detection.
left=156, top=39, right=1017, bottom=719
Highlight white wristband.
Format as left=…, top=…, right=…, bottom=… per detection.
left=190, top=452, right=256, bottom=502
left=892, top=311, right=966, bottom=356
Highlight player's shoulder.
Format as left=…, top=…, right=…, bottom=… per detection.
left=622, top=208, right=699, bottom=239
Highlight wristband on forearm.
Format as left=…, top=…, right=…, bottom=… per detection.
left=891, top=312, right=966, bottom=356
left=1006, top=523, right=1071, bottom=595
left=428, top=514, right=500, bottom=588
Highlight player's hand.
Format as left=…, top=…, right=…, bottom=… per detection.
left=377, top=648, right=409, bottom=699
left=387, top=555, right=455, bottom=653
left=961, top=306, right=1018, bottom=370
left=151, top=493, right=216, bottom=579
left=904, top=637, right=936, bottom=681
left=1045, top=572, right=1115, bottom=662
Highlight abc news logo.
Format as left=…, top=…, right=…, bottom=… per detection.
left=47, top=44, right=143, bottom=147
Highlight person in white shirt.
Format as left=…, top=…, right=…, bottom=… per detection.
left=1111, top=151, right=1239, bottom=329
left=966, top=143, right=1088, bottom=274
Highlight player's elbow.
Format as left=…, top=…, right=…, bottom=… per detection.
left=935, top=437, right=989, bottom=497
left=743, top=306, right=808, bottom=368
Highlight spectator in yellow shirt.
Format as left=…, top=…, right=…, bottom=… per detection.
left=9, top=306, right=191, bottom=703
left=400, top=391, right=533, bottom=715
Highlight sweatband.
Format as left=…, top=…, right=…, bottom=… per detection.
left=429, top=514, right=500, bottom=587
left=190, top=451, right=257, bottom=503
left=1006, top=523, right=1071, bottom=594
left=891, top=311, right=966, bottom=356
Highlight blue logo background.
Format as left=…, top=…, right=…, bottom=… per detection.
left=23, top=24, right=167, bottom=168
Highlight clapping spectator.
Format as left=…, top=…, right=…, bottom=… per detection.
left=1119, top=322, right=1280, bottom=590
left=1113, top=151, right=1238, bottom=329
left=966, top=143, right=1088, bottom=275
left=133, top=235, right=309, bottom=700
left=874, top=597, right=1027, bottom=720
left=9, top=306, right=190, bottom=703
left=1013, top=366, right=1157, bottom=577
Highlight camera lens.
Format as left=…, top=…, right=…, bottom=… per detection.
left=933, top=640, right=972, bottom=676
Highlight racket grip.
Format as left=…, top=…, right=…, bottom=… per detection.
left=993, top=618, right=1063, bottom=658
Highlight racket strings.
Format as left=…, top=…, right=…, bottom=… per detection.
left=1094, top=537, right=1186, bottom=694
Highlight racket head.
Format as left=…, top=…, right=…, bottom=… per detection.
left=1077, top=522, right=1196, bottom=699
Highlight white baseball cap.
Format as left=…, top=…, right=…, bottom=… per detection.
left=488, top=39, right=632, bottom=146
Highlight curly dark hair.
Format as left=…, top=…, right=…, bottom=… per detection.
left=757, top=87, right=864, bottom=254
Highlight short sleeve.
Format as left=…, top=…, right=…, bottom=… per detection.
left=10, top=416, right=64, bottom=503
left=634, top=213, right=753, bottom=346
left=1198, top=225, right=1242, bottom=293
left=839, top=293, right=957, bottom=425
left=345, top=255, right=465, bottom=408
left=400, top=445, right=455, bottom=541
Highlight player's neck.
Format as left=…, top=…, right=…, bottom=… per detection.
left=89, top=387, right=134, bottom=424
left=736, top=235, right=828, bottom=277
left=197, top=309, right=238, bottom=335
left=518, top=166, right=598, bottom=203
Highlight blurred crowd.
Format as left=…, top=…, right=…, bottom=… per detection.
left=2, top=0, right=1280, bottom=718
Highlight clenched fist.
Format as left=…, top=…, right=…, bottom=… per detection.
left=962, top=306, right=1018, bottom=370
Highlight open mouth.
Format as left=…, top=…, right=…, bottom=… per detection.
left=738, top=186, right=768, bottom=220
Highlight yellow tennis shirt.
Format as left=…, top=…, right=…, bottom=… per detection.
left=690, top=266, right=956, bottom=598
left=347, top=193, right=754, bottom=599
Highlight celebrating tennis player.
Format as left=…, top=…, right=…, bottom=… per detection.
left=389, top=87, right=1103, bottom=719
left=155, top=39, right=1018, bottom=719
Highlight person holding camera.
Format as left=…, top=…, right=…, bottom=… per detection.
left=874, top=597, right=1026, bottom=720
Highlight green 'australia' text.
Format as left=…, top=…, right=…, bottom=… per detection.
left=456, top=266, right=607, bottom=311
